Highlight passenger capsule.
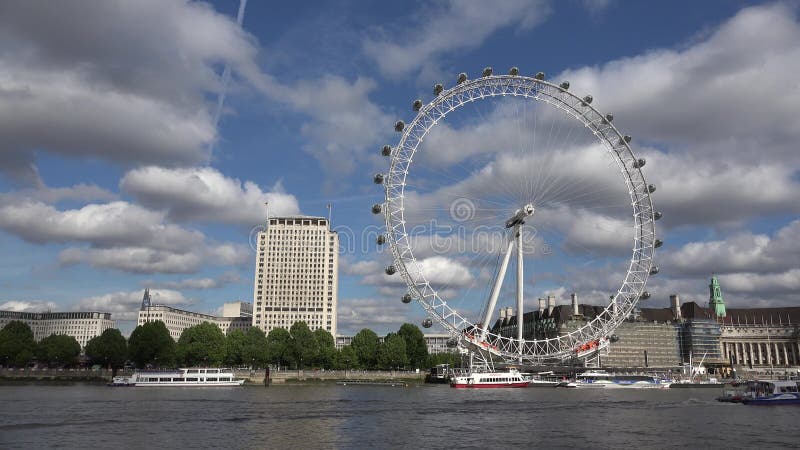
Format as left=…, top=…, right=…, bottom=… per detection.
left=382, top=145, right=392, bottom=156
left=482, top=67, right=493, bottom=77
left=559, top=81, right=570, bottom=90
left=535, top=71, right=545, bottom=80
left=582, top=95, right=593, bottom=105
left=632, top=158, right=646, bottom=169
left=647, top=184, right=656, bottom=193
left=618, top=135, right=632, bottom=146
left=640, top=291, right=651, bottom=300
left=376, top=235, right=386, bottom=245
left=394, top=120, right=405, bottom=132
left=508, top=67, right=519, bottom=76
left=433, top=83, right=444, bottom=96
left=422, top=318, right=433, bottom=328
left=371, top=203, right=382, bottom=214
left=610, top=334, right=620, bottom=343
left=602, top=113, right=614, bottom=124
left=385, top=265, right=396, bottom=275
left=649, top=265, right=659, bottom=275
left=412, top=99, right=423, bottom=111
left=654, top=239, right=663, bottom=248
left=373, top=173, right=384, bottom=184
left=653, top=211, right=662, bottom=220
left=402, top=293, right=412, bottom=304
left=457, top=72, right=468, bottom=84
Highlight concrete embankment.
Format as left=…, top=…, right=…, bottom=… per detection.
left=0, top=368, right=114, bottom=382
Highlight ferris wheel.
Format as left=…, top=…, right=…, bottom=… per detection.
left=373, top=67, right=661, bottom=365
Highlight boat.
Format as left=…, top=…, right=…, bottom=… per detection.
left=525, top=371, right=560, bottom=387
left=109, top=367, right=245, bottom=387
left=717, top=380, right=800, bottom=405
left=670, top=378, right=723, bottom=388
left=564, top=370, right=670, bottom=389
left=450, top=368, right=530, bottom=388
left=424, top=364, right=451, bottom=384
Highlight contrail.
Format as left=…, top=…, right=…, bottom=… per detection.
left=211, top=0, right=248, bottom=139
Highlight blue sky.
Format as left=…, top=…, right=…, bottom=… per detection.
left=0, top=0, right=798, bottom=335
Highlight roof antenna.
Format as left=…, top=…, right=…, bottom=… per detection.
left=327, top=203, right=332, bottom=230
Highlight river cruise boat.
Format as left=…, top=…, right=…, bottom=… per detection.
left=109, top=368, right=244, bottom=387
left=450, top=368, right=529, bottom=388
left=564, top=370, right=670, bottom=389
left=718, top=380, right=800, bottom=405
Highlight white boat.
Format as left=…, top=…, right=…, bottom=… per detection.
left=718, top=380, right=800, bottom=405
left=110, top=367, right=245, bottom=387
left=565, top=370, right=670, bottom=389
left=450, top=368, right=530, bottom=388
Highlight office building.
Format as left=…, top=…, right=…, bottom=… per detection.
left=0, top=310, right=114, bottom=349
left=137, top=290, right=252, bottom=340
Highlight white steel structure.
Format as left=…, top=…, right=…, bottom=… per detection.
left=374, top=68, right=660, bottom=365
left=252, top=216, right=338, bottom=336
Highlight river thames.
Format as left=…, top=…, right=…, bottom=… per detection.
left=1, top=383, right=797, bottom=449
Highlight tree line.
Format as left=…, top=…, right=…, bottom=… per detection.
left=0, top=319, right=459, bottom=371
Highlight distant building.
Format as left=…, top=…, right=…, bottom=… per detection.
left=137, top=289, right=252, bottom=341
left=0, top=310, right=113, bottom=349
left=335, top=333, right=456, bottom=355
left=252, top=216, right=338, bottom=336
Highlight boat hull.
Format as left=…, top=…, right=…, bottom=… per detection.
left=451, top=382, right=529, bottom=388
left=742, top=394, right=800, bottom=405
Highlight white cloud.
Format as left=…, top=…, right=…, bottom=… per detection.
left=144, top=272, right=242, bottom=290
left=74, top=289, right=191, bottom=321
left=120, top=166, right=300, bottom=225
left=0, top=0, right=261, bottom=183
left=363, top=0, right=551, bottom=80
left=336, top=297, right=418, bottom=334
left=0, top=300, right=58, bottom=313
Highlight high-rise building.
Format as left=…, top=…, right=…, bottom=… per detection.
left=252, top=216, right=338, bottom=336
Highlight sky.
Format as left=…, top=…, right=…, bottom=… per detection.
left=0, top=0, right=798, bottom=336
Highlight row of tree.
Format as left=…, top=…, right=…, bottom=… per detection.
left=0, top=319, right=460, bottom=370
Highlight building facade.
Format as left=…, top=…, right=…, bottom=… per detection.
left=252, top=216, right=338, bottom=336
left=137, top=290, right=252, bottom=341
left=0, top=310, right=114, bottom=349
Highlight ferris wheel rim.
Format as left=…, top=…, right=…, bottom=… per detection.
left=382, top=73, right=657, bottom=363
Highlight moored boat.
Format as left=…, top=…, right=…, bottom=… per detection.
left=109, top=367, right=244, bottom=387
left=450, top=368, right=529, bottom=388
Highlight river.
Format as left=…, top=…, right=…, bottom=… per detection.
left=1, top=383, right=797, bottom=449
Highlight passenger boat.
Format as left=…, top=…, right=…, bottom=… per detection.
left=564, top=370, right=670, bottom=389
left=450, top=368, right=530, bottom=388
left=718, top=380, right=800, bottom=405
left=109, top=367, right=244, bottom=387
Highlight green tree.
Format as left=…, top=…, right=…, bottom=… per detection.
left=351, top=328, right=380, bottom=369
left=128, top=321, right=176, bottom=368
left=85, top=328, right=127, bottom=369
left=243, top=327, right=269, bottom=368
left=289, top=321, right=317, bottom=369
left=377, top=333, right=408, bottom=370
left=313, top=328, right=336, bottom=369
left=426, top=351, right=461, bottom=368
left=265, top=327, right=291, bottom=368
left=36, top=334, right=81, bottom=367
left=176, top=322, right=226, bottom=367
left=0, top=320, right=36, bottom=367
left=334, top=345, right=357, bottom=369
left=224, top=329, right=247, bottom=366
left=397, top=323, right=429, bottom=369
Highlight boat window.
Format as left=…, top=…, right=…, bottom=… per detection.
left=207, top=378, right=218, bottom=382
left=199, top=369, right=206, bottom=373
left=187, top=369, right=199, bottom=374
left=208, top=369, right=219, bottom=373
left=174, top=378, right=185, bottom=382
left=186, top=378, right=198, bottom=382
left=148, top=378, right=159, bottom=382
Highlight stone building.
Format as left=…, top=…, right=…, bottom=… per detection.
left=137, top=290, right=252, bottom=341
left=0, top=310, right=114, bottom=350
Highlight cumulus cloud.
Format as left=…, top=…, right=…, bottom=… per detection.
left=363, top=0, right=551, bottom=80
left=120, top=166, right=300, bottom=225
left=336, top=297, right=421, bottom=334
left=0, top=300, right=58, bottom=313
left=0, top=0, right=264, bottom=183
left=74, top=289, right=191, bottom=321
left=143, top=272, right=242, bottom=290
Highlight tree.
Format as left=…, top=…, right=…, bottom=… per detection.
left=36, top=334, right=81, bottom=367
left=289, top=321, right=317, bottom=369
left=334, top=345, right=357, bottom=369
left=313, top=328, right=336, bottom=369
left=351, top=328, right=380, bottom=369
left=243, top=327, right=269, bottom=368
left=377, top=333, right=408, bottom=370
left=128, top=321, right=176, bottom=368
left=85, top=328, right=127, bottom=369
left=265, top=327, right=291, bottom=368
left=0, top=320, right=36, bottom=367
left=224, top=329, right=247, bottom=367
left=176, top=322, right=226, bottom=367
left=397, top=323, right=429, bottom=369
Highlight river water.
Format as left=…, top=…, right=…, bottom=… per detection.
left=1, top=383, right=797, bottom=449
